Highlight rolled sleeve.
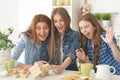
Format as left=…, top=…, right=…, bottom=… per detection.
left=63, top=31, right=80, bottom=62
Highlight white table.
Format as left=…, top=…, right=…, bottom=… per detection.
left=0, top=70, right=120, bottom=80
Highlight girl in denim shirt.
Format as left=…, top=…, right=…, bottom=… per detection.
left=76, top=13, right=120, bottom=75
left=11, top=14, right=51, bottom=70
left=49, top=7, right=80, bottom=74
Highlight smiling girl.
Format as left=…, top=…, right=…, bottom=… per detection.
left=49, top=7, right=80, bottom=74
left=76, top=13, right=120, bottom=75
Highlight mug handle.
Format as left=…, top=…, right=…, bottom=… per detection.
left=110, top=66, right=116, bottom=75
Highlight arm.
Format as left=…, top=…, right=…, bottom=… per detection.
left=11, top=34, right=26, bottom=67
left=11, top=34, right=26, bottom=60
left=51, top=31, right=80, bottom=74
left=101, top=27, right=120, bottom=62
left=66, top=31, right=81, bottom=63
left=18, top=63, right=32, bottom=71
left=108, top=40, right=120, bottom=62
left=51, top=56, right=71, bottom=74
left=60, top=56, right=72, bottom=71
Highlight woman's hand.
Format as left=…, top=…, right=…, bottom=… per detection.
left=76, top=48, right=86, bottom=62
left=36, top=60, right=48, bottom=65
left=50, top=65, right=65, bottom=74
left=101, top=27, right=120, bottom=62
left=23, top=64, right=32, bottom=71
left=18, top=63, right=32, bottom=71
left=101, top=27, right=115, bottom=45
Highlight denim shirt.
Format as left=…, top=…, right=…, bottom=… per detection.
left=87, top=32, right=120, bottom=75
left=52, top=29, right=80, bottom=70
left=11, top=34, right=49, bottom=65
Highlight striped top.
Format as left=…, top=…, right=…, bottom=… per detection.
left=11, top=34, right=49, bottom=65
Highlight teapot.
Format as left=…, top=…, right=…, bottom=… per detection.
left=95, top=64, right=115, bottom=80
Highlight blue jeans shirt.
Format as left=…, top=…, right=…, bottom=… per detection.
left=87, top=32, right=120, bottom=75
left=52, top=29, right=80, bottom=70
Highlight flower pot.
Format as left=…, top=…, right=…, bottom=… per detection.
left=0, top=49, right=10, bottom=77
left=0, top=49, right=11, bottom=60
left=102, top=20, right=110, bottom=27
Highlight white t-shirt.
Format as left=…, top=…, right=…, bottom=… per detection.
left=60, top=36, right=63, bottom=64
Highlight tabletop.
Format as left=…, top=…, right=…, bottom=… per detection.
left=0, top=70, right=120, bottom=80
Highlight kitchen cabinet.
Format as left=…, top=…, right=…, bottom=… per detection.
left=52, top=0, right=80, bottom=31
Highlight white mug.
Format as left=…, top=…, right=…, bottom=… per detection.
left=95, top=64, right=115, bottom=80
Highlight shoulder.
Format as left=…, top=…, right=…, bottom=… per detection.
left=64, top=29, right=79, bottom=41
left=19, top=34, right=30, bottom=42
left=65, top=29, right=78, bottom=36
left=20, top=34, right=27, bottom=39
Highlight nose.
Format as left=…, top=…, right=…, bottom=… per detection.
left=40, top=28, right=45, bottom=34
left=57, top=21, right=61, bottom=26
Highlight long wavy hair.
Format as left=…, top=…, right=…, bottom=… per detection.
left=49, top=7, right=71, bottom=64
left=21, top=14, right=51, bottom=46
left=78, top=13, right=106, bottom=69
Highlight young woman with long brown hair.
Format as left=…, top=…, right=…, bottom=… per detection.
left=11, top=14, right=51, bottom=70
left=49, top=7, right=80, bottom=74
left=76, top=13, right=120, bottom=75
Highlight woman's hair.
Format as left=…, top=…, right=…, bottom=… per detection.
left=51, top=7, right=71, bottom=32
left=21, top=14, right=51, bottom=45
left=49, top=7, right=71, bottom=64
left=78, top=13, right=106, bottom=69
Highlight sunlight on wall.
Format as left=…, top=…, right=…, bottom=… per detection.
left=18, top=0, right=52, bottom=33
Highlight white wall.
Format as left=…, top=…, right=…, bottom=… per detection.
left=0, top=0, right=52, bottom=43
left=18, top=0, right=52, bottom=32
left=80, top=0, right=120, bottom=36
left=0, top=0, right=18, bottom=27
left=0, top=0, right=19, bottom=43
left=0, top=0, right=120, bottom=39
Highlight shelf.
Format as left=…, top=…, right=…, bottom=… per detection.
left=52, top=0, right=71, bottom=6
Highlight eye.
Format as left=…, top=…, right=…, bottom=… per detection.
left=43, top=25, right=49, bottom=30
left=60, top=19, right=64, bottom=22
left=36, top=26, right=41, bottom=30
left=54, top=20, right=58, bottom=23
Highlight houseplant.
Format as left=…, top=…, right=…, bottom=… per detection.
left=0, top=27, right=14, bottom=50
left=102, top=13, right=111, bottom=20
left=94, top=13, right=102, bottom=24
left=101, top=13, right=111, bottom=27
left=0, top=27, right=15, bottom=59
left=0, top=27, right=15, bottom=77
left=94, top=13, right=101, bottom=20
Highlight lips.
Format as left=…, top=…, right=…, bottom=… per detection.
left=57, top=26, right=64, bottom=32
left=58, top=26, right=63, bottom=30
left=38, top=34, right=47, bottom=41
left=84, top=32, right=92, bottom=39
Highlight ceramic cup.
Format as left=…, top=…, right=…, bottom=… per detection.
left=5, top=59, right=14, bottom=71
left=95, top=64, right=115, bottom=80
left=80, top=63, right=93, bottom=76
